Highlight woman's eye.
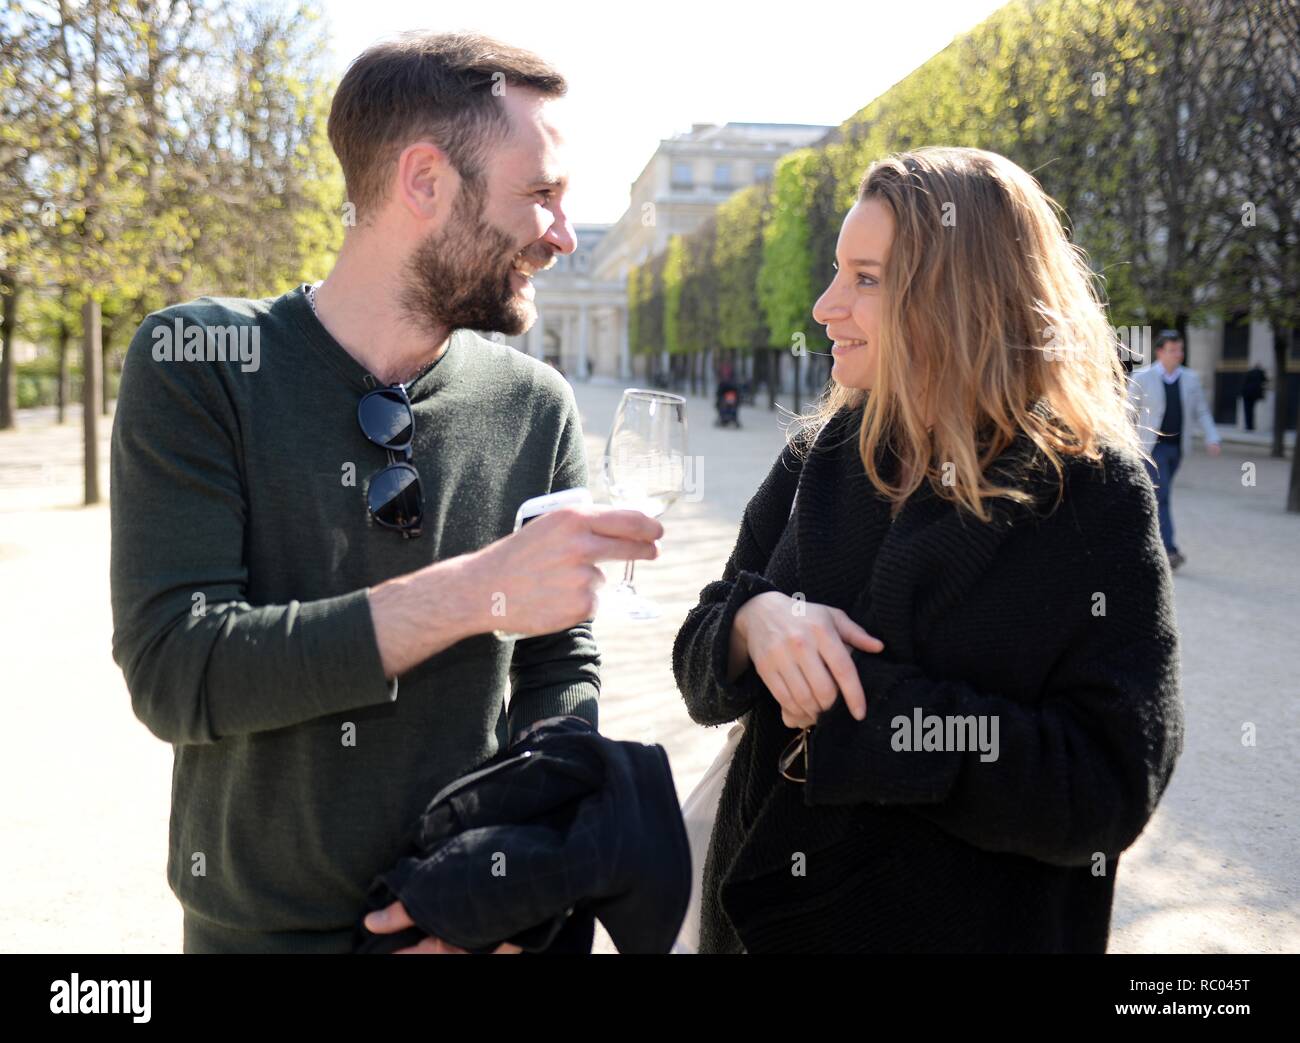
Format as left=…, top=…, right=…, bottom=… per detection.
left=856, top=274, right=877, bottom=287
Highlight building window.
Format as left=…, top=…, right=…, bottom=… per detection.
left=754, top=163, right=772, bottom=182
left=1222, top=310, right=1250, bottom=361
left=671, top=161, right=693, bottom=190
left=713, top=163, right=732, bottom=190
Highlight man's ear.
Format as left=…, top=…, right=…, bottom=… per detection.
left=393, top=141, right=456, bottom=221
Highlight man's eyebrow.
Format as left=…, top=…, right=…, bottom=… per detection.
left=529, top=173, right=568, bottom=190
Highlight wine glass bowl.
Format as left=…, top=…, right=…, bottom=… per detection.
left=601, top=389, right=688, bottom=620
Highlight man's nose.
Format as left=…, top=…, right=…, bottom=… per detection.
left=544, top=209, right=577, bottom=255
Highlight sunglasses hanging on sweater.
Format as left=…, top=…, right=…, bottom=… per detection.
left=357, top=382, right=423, bottom=538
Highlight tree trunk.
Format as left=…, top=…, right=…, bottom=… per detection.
left=0, top=271, right=18, bottom=430
left=1271, top=326, right=1288, bottom=460
left=83, top=299, right=103, bottom=506
left=1288, top=427, right=1300, bottom=513
left=101, top=320, right=113, bottom=415
left=57, top=318, right=70, bottom=423
left=1283, top=327, right=1298, bottom=513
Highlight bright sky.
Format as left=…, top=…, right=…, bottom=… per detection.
left=319, top=0, right=1007, bottom=225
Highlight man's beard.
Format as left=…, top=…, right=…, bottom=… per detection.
left=401, top=180, right=543, bottom=337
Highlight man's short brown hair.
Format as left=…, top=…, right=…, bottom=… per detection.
left=328, top=31, right=567, bottom=218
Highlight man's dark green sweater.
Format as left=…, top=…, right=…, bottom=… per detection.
left=109, top=283, right=600, bottom=953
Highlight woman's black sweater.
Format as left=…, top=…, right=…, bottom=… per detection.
left=671, top=407, right=1184, bottom=953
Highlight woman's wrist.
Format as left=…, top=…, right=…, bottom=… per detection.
left=726, top=605, right=752, bottom=683
left=727, top=590, right=785, bottom=682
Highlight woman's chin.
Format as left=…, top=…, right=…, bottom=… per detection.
left=831, top=361, right=871, bottom=390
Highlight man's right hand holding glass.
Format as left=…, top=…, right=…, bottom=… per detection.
left=368, top=506, right=662, bottom=679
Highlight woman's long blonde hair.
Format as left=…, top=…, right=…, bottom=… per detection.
left=796, top=146, right=1147, bottom=522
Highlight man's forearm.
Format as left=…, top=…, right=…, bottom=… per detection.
left=506, top=623, right=601, bottom=737
left=368, top=553, right=488, bottom=678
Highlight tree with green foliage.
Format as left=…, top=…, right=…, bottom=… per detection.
left=0, top=0, right=343, bottom=428
left=714, top=183, right=769, bottom=355
left=663, top=234, right=685, bottom=358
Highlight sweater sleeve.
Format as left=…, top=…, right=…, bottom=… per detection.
left=803, top=464, right=1184, bottom=867
left=672, top=443, right=802, bottom=726
left=110, top=311, right=400, bottom=747
left=507, top=380, right=600, bottom=738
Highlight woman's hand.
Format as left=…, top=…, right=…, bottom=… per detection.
left=731, top=591, right=884, bottom=728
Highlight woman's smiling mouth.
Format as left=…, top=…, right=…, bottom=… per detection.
left=831, top=338, right=868, bottom=355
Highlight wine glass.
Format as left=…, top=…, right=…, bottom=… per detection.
left=601, top=389, right=688, bottom=620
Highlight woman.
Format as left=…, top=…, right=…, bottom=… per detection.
left=672, top=146, right=1184, bottom=954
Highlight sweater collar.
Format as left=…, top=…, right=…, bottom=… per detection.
left=286, top=283, right=465, bottom=401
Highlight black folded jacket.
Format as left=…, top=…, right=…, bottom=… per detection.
left=354, top=716, right=691, bottom=954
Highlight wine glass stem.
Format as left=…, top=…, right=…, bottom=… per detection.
left=620, top=559, right=637, bottom=594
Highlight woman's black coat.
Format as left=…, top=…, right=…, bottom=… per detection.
left=672, top=407, right=1183, bottom=953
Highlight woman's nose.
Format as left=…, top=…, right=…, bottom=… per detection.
left=813, top=285, right=848, bottom=325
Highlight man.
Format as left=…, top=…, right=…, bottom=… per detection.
left=109, top=31, right=662, bottom=954
left=1127, top=330, right=1221, bottom=570
left=1241, top=364, right=1268, bottom=431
